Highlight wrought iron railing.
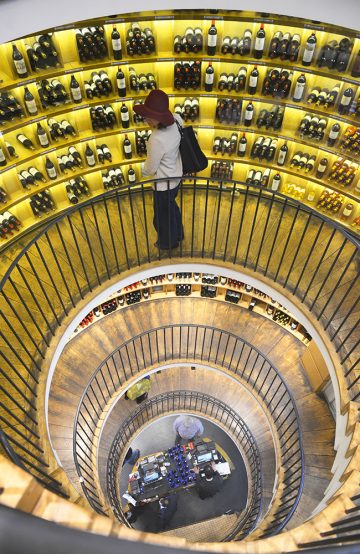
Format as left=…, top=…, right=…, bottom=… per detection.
left=73, top=324, right=303, bottom=537
left=106, top=390, right=262, bottom=541
left=0, top=177, right=358, bottom=532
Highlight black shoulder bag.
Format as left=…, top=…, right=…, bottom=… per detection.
left=175, top=120, right=208, bottom=175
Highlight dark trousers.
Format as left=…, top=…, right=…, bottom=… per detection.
left=153, top=184, right=184, bottom=249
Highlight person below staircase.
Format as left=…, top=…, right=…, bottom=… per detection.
left=124, top=376, right=151, bottom=404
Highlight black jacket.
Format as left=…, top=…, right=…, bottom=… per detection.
left=158, top=495, right=178, bottom=530
left=196, top=472, right=224, bottom=499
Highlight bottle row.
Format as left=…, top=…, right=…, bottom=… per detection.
left=71, top=271, right=311, bottom=343
left=5, top=16, right=360, bottom=85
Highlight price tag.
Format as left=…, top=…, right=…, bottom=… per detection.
left=157, top=57, right=175, bottom=62
left=65, top=67, right=83, bottom=74
left=286, top=104, right=302, bottom=110
left=342, top=77, right=359, bottom=85
left=203, top=57, right=220, bottom=62
left=111, top=60, right=128, bottom=66
left=304, top=23, right=325, bottom=31
left=80, top=136, right=94, bottom=142
left=254, top=18, right=274, bottom=23
left=72, top=104, right=88, bottom=111
left=31, top=116, right=47, bottom=123
left=105, top=18, right=125, bottom=24
left=43, top=147, right=57, bottom=154
left=200, top=93, right=215, bottom=98
left=199, top=125, right=214, bottom=129
left=18, top=78, right=36, bottom=87
left=0, top=163, right=16, bottom=173
left=203, top=16, right=223, bottom=20
left=254, top=61, right=266, bottom=66
left=154, top=15, right=174, bottom=20
left=55, top=23, right=75, bottom=30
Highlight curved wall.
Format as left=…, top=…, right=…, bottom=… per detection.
left=0, top=0, right=359, bottom=43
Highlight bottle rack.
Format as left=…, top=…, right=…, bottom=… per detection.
left=0, top=9, right=359, bottom=245
left=71, top=272, right=312, bottom=345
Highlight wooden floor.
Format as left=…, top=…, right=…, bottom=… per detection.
left=49, top=296, right=336, bottom=529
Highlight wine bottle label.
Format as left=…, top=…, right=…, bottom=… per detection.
left=238, top=143, right=246, bottom=152
left=71, top=87, right=82, bottom=100
left=129, top=174, right=136, bottom=182
left=26, top=99, right=37, bottom=113
left=121, top=111, right=130, bottom=121
left=112, top=38, right=122, bottom=50
left=87, top=154, right=95, bottom=165
left=124, top=144, right=132, bottom=153
left=329, top=129, right=339, bottom=139
left=294, top=83, right=305, bottom=99
left=38, top=133, right=49, bottom=146
left=278, top=151, right=287, bottom=163
left=14, top=59, right=27, bottom=74
left=249, top=76, right=258, bottom=87
left=208, top=34, right=217, bottom=47
left=341, top=95, right=352, bottom=106
left=255, top=37, right=265, bottom=50
left=117, top=77, right=126, bottom=89
left=0, top=149, right=5, bottom=162
left=205, top=73, right=214, bottom=84
left=244, top=110, right=253, bottom=120
left=47, top=166, right=57, bottom=178
left=271, top=179, right=280, bottom=191
left=302, top=47, right=315, bottom=63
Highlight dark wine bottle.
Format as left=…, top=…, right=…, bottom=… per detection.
left=327, top=123, right=340, bottom=146
left=116, top=67, right=126, bottom=97
left=70, top=75, right=82, bottom=103
left=45, top=156, right=57, bottom=180
left=5, top=142, right=18, bottom=158
left=248, top=65, right=259, bottom=95
left=127, top=165, right=136, bottom=183
left=254, top=24, right=265, bottom=59
left=207, top=20, right=217, bottom=56
left=302, top=32, right=316, bottom=66
left=293, top=73, right=306, bottom=102
left=85, top=143, right=96, bottom=167
left=0, top=146, right=7, bottom=167
left=204, top=62, right=214, bottom=92
left=12, top=44, right=28, bottom=77
left=244, top=101, right=254, bottom=127
left=120, top=103, right=130, bottom=128
left=123, top=134, right=132, bottom=159
left=112, top=26, right=122, bottom=60
left=16, top=133, right=35, bottom=150
left=36, top=122, right=49, bottom=147
left=351, top=50, right=360, bottom=77
left=237, top=133, right=247, bottom=157
left=24, top=87, right=38, bottom=115
left=338, top=87, right=354, bottom=115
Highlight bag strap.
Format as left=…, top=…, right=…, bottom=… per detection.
left=175, top=119, right=184, bottom=138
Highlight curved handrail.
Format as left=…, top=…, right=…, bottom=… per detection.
left=106, top=390, right=263, bottom=541
left=0, top=176, right=358, bottom=536
left=73, top=323, right=304, bottom=537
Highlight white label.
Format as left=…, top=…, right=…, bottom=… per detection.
left=129, top=175, right=136, bottom=183
left=121, top=111, right=130, bottom=121
left=71, top=87, right=82, bottom=100
left=271, top=179, right=280, bottom=191
left=0, top=149, right=5, bottom=162
left=255, top=37, right=265, bottom=50
left=341, top=95, right=352, bottom=106
left=87, top=154, right=95, bottom=165
left=26, top=99, right=37, bottom=113
left=238, top=143, right=246, bottom=152
left=112, top=38, right=122, bottom=51
left=14, top=59, right=27, bottom=74
left=294, top=82, right=305, bottom=99
left=208, top=34, right=217, bottom=47
left=47, top=166, right=57, bottom=178
left=278, top=151, right=287, bottom=164
left=124, top=144, right=132, bottom=153
left=39, top=133, right=49, bottom=146
left=205, top=73, right=214, bottom=84
left=249, top=76, right=258, bottom=87
left=244, top=109, right=253, bottom=120
left=302, top=47, right=315, bottom=63
left=117, top=77, right=126, bottom=89
left=329, top=129, right=339, bottom=139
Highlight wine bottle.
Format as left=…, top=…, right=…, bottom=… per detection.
left=5, top=142, right=18, bottom=158
left=305, top=155, right=316, bottom=173
left=244, top=101, right=254, bottom=127
left=36, top=122, right=49, bottom=147
left=271, top=173, right=281, bottom=191
left=277, top=141, right=288, bottom=166
left=292, top=73, right=306, bottom=102
left=261, top=168, right=270, bottom=187
left=61, top=120, right=76, bottom=137
left=248, top=65, right=259, bottom=95
left=45, top=156, right=57, bottom=180
left=120, top=103, right=130, bottom=128
left=338, top=87, right=354, bottom=115
left=302, top=32, right=316, bottom=66
left=69, top=146, right=83, bottom=166
left=127, top=165, right=136, bottom=183
left=29, top=166, right=46, bottom=182
left=289, top=34, right=301, bottom=62
left=70, top=75, right=82, bottom=103
left=96, top=145, right=105, bottom=164
left=237, top=133, right=247, bottom=157
left=123, top=134, right=132, bottom=159
left=24, top=87, right=38, bottom=115
left=306, top=87, right=321, bottom=103
left=85, top=143, right=96, bottom=166
left=351, top=50, right=360, bottom=77
left=0, top=146, right=6, bottom=167
left=66, top=184, right=78, bottom=204
left=207, top=20, right=217, bottom=55
left=254, top=24, right=265, bottom=59
left=204, top=62, right=214, bottom=92
left=221, top=36, right=231, bottom=55
left=16, top=133, right=35, bottom=150
left=327, top=123, right=341, bottom=147
left=116, top=67, right=126, bottom=97
left=324, top=84, right=340, bottom=108
left=279, top=32, right=291, bottom=60
left=112, top=26, right=122, bottom=60
left=12, top=44, right=28, bottom=77
left=101, top=143, right=112, bottom=162
left=241, top=29, right=252, bottom=55
left=268, top=31, right=282, bottom=58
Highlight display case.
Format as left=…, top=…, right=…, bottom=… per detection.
left=0, top=9, right=359, bottom=244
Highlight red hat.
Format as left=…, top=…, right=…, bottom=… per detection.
left=133, top=89, right=174, bottom=126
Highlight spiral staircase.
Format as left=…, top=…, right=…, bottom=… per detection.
left=0, top=180, right=359, bottom=553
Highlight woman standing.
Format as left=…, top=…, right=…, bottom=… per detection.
left=133, top=89, right=184, bottom=250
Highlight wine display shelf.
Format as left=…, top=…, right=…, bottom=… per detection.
left=1, top=9, right=360, bottom=243
left=71, top=273, right=311, bottom=344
